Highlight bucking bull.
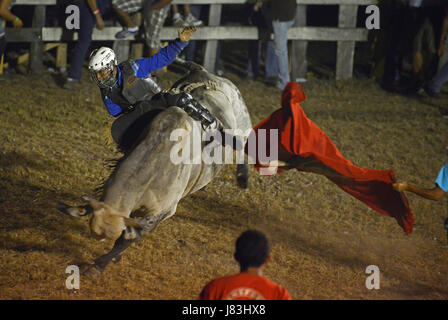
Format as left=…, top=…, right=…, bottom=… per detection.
left=58, top=60, right=252, bottom=274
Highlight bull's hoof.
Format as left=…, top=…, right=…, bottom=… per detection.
left=236, top=164, right=249, bottom=189
left=112, top=255, right=122, bottom=263
left=237, top=174, right=248, bottom=189
left=80, top=263, right=103, bottom=277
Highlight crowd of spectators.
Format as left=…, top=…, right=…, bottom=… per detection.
left=375, top=0, right=448, bottom=99
left=1, top=0, right=448, bottom=98
left=0, top=0, right=23, bottom=71
left=0, top=0, right=300, bottom=91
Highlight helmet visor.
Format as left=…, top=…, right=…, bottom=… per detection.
left=90, top=62, right=117, bottom=89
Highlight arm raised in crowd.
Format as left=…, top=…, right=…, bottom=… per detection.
left=0, top=0, right=22, bottom=28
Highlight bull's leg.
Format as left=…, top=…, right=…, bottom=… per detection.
left=236, top=163, right=249, bottom=189
left=84, top=211, right=172, bottom=275
left=89, top=232, right=137, bottom=273
left=235, top=136, right=249, bottom=189
left=214, top=130, right=249, bottom=189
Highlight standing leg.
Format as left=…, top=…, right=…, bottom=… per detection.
left=428, top=61, right=448, bottom=94
left=272, top=19, right=294, bottom=90
left=184, top=4, right=203, bottom=27
left=265, top=40, right=278, bottom=79
left=66, top=2, right=96, bottom=83
left=184, top=5, right=202, bottom=61
left=144, top=5, right=170, bottom=57
left=215, top=41, right=223, bottom=76
left=67, top=0, right=110, bottom=81
left=247, top=40, right=260, bottom=79
left=172, top=4, right=184, bottom=27
left=0, top=36, right=5, bottom=75
left=113, top=6, right=138, bottom=28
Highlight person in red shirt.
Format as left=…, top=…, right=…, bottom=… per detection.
left=198, top=230, right=292, bottom=300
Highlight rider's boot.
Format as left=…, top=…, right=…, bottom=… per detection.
left=176, top=92, right=223, bottom=131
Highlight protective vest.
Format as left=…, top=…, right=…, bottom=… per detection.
left=100, top=60, right=162, bottom=114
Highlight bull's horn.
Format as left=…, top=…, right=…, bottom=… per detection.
left=81, top=196, right=103, bottom=211
left=57, top=203, right=93, bottom=217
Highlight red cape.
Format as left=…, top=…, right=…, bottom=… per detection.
left=247, top=82, right=414, bottom=234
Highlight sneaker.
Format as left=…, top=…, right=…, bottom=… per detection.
left=115, top=27, right=138, bottom=40
left=184, top=13, right=203, bottom=27
left=173, top=13, right=185, bottom=27
left=62, top=77, right=80, bottom=90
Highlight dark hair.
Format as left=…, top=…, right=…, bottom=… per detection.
left=234, top=230, right=270, bottom=271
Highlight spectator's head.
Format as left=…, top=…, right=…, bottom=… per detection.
left=234, top=230, right=270, bottom=272
left=88, top=47, right=118, bottom=89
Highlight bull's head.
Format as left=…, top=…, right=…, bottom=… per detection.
left=58, top=196, right=142, bottom=241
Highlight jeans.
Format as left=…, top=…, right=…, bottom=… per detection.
left=247, top=40, right=277, bottom=78
left=429, top=61, right=448, bottom=93
left=183, top=5, right=221, bottom=72
left=68, top=0, right=111, bottom=80
left=184, top=5, right=202, bottom=62
left=0, top=36, right=5, bottom=57
left=272, top=19, right=294, bottom=89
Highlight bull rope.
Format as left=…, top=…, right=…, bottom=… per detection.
left=170, top=79, right=233, bottom=108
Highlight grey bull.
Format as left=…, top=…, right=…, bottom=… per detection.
left=58, top=60, right=252, bottom=273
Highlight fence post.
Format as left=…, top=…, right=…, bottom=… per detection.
left=30, top=5, right=46, bottom=73
left=203, top=4, right=222, bottom=73
left=291, top=4, right=307, bottom=82
left=336, top=5, right=357, bottom=80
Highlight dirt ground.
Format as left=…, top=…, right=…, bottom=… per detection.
left=0, top=50, right=448, bottom=300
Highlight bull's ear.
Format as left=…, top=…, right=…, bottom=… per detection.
left=82, top=196, right=103, bottom=211
left=124, top=217, right=143, bottom=229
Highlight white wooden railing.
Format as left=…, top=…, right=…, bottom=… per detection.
left=8, top=0, right=377, bottom=79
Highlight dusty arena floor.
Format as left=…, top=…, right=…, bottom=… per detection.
left=0, top=61, right=448, bottom=299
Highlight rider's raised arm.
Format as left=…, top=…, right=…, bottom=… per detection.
left=134, top=39, right=188, bottom=78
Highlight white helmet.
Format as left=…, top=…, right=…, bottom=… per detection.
left=88, top=47, right=118, bottom=89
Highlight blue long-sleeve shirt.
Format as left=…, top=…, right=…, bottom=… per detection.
left=103, top=38, right=188, bottom=117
